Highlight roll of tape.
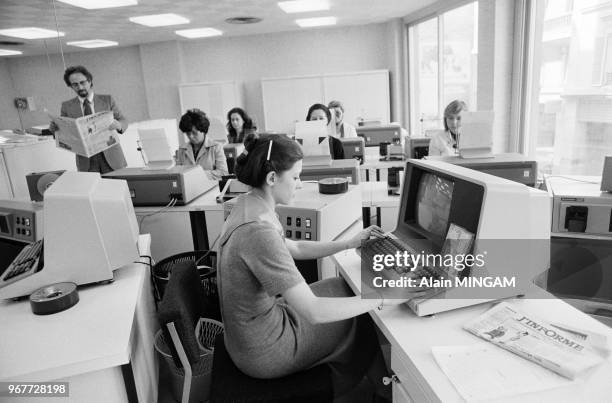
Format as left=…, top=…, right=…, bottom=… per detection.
left=318, top=177, right=349, bottom=194
left=29, top=282, right=79, bottom=315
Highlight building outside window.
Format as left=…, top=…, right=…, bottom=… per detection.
left=408, top=2, right=478, bottom=136
left=529, top=0, right=612, bottom=176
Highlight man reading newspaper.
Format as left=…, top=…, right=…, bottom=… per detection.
left=49, top=65, right=128, bottom=174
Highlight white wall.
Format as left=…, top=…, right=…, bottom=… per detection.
left=0, top=22, right=397, bottom=133
left=0, top=59, right=20, bottom=130
left=3, top=46, right=149, bottom=129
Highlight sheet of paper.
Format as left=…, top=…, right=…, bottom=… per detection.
left=138, top=127, right=174, bottom=162
left=295, top=120, right=330, bottom=157
left=432, top=345, right=573, bottom=402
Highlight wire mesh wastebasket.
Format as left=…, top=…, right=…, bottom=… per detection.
left=155, top=318, right=223, bottom=403
left=152, top=251, right=221, bottom=320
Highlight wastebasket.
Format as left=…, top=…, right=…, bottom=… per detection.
left=155, top=318, right=223, bottom=403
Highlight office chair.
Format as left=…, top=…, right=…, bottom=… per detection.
left=209, top=333, right=333, bottom=403
left=157, top=260, right=222, bottom=403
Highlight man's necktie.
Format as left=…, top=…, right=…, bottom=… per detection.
left=83, top=99, right=92, bottom=116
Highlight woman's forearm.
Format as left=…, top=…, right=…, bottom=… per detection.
left=288, top=239, right=351, bottom=260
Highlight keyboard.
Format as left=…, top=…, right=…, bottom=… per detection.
left=0, top=239, right=43, bottom=287
left=361, top=236, right=447, bottom=280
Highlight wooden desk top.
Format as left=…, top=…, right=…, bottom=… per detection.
left=332, top=249, right=612, bottom=403
left=0, top=235, right=151, bottom=382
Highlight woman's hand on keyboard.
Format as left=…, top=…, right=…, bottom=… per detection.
left=346, top=225, right=386, bottom=250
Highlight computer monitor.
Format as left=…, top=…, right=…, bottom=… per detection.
left=356, top=124, right=402, bottom=147
left=391, top=159, right=551, bottom=315
left=406, top=137, right=431, bottom=159
left=223, top=143, right=244, bottom=174
left=0, top=172, right=140, bottom=299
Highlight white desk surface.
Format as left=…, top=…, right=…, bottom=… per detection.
left=332, top=249, right=612, bottom=403
left=0, top=234, right=151, bottom=382
left=134, top=187, right=222, bottom=213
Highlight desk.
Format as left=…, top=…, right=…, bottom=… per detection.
left=0, top=235, right=158, bottom=403
left=134, top=189, right=224, bottom=261
left=359, top=148, right=406, bottom=182
left=332, top=250, right=612, bottom=402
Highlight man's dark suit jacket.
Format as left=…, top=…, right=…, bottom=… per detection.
left=60, top=94, right=128, bottom=172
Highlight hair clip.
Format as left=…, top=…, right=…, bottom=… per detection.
left=266, top=140, right=273, bottom=161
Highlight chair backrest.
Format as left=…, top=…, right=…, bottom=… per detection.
left=157, top=260, right=206, bottom=368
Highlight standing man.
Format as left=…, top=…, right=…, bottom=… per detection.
left=51, top=65, right=128, bottom=174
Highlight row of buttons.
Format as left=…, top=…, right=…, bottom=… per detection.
left=15, top=217, right=31, bottom=226
left=16, top=228, right=32, bottom=236
left=286, top=230, right=312, bottom=240
left=286, top=217, right=311, bottom=228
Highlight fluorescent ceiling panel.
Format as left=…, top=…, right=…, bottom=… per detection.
left=0, top=49, right=22, bottom=56
left=67, top=39, right=118, bottom=48
left=278, top=0, right=329, bottom=14
left=129, top=14, right=189, bottom=27
left=0, top=27, right=65, bottom=39
left=296, top=16, right=337, bottom=27
left=57, top=0, right=137, bottom=9
left=175, top=28, right=223, bottom=39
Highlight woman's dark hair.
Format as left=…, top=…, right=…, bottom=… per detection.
left=306, top=103, right=331, bottom=124
left=226, top=107, right=255, bottom=143
left=63, top=65, right=93, bottom=87
left=235, top=133, right=303, bottom=188
left=179, top=109, right=210, bottom=134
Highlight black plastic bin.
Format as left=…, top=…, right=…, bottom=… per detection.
left=152, top=251, right=221, bottom=321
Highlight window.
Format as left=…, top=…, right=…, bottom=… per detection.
left=409, top=2, right=478, bottom=135
left=527, top=0, right=612, bottom=176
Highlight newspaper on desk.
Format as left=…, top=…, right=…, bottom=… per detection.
left=50, top=111, right=119, bottom=158
left=463, top=302, right=607, bottom=380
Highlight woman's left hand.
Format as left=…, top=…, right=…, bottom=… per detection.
left=346, top=225, right=386, bottom=250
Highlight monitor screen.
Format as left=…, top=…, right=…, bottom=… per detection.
left=415, top=173, right=454, bottom=239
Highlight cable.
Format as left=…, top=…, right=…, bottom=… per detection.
left=137, top=198, right=177, bottom=232
left=50, top=0, right=67, bottom=71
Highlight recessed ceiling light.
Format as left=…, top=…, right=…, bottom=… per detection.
left=67, top=39, right=118, bottom=48
left=295, top=17, right=337, bottom=28
left=225, top=16, right=262, bottom=25
left=0, top=49, right=22, bottom=56
left=129, top=14, right=189, bottom=27
left=57, top=0, right=137, bottom=9
left=0, top=28, right=65, bottom=39
left=278, top=0, right=329, bottom=14
left=175, top=28, right=223, bottom=39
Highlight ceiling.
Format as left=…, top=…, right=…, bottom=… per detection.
left=0, top=0, right=434, bottom=57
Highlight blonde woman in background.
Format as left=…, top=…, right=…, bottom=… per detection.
left=428, top=100, right=468, bottom=156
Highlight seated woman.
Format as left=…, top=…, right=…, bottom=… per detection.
left=226, top=107, right=256, bottom=144
left=328, top=100, right=357, bottom=138
left=306, top=103, right=344, bottom=160
left=217, top=133, right=428, bottom=400
left=428, top=100, right=467, bottom=156
left=176, top=109, right=228, bottom=180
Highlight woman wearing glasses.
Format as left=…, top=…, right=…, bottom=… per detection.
left=176, top=109, right=228, bottom=180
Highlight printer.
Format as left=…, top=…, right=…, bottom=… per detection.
left=103, top=165, right=217, bottom=206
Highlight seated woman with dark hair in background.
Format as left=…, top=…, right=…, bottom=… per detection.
left=428, top=100, right=468, bottom=156
left=217, top=133, right=429, bottom=401
left=176, top=108, right=228, bottom=180
left=226, top=107, right=256, bottom=144
left=306, top=103, right=344, bottom=160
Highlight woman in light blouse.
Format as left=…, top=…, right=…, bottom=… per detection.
left=176, top=109, right=228, bottom=180
left=428, top=100, right=468, bottom=156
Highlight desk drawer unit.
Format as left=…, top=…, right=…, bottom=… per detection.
left=391, top=347, right=432, bottom=403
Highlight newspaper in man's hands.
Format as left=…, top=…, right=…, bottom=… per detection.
left=50, top=111, right=119, bottom=158
left=463, top=302, right=607, bottom=379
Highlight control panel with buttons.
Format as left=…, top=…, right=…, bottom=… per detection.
left=0, top=201, right=43, bottom=243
